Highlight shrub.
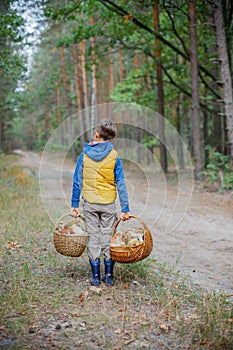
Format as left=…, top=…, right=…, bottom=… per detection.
left=204, top=151, right=233, bottom=190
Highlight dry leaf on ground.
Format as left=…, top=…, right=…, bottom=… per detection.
left=114, top=328, right=122, bottom=334
left=5, top=241, right=23, bottom=250
left=159, top=323, right=171, bottom=333
left=90, top=286, right=101, bottom=294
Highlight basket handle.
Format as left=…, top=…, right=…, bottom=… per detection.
left=55, top=212, right=85, bottom=229
left=112, top=215, right=148, bottom=234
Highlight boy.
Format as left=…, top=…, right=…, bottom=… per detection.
left=71, top=119, right=130, bottom=287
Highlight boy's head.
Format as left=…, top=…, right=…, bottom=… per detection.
left=95, top=119, right=117, bottom=141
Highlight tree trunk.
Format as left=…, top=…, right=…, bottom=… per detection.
left=97, top=62, right=104, bottom=104
left=189, top=0, right=203, bottom=180
left=90, top=17, right=98, bottom=130
left=108, top=46, right=114, bottom=115
left=56, top=83, right=64, bottom=145
left=56, top=85, right=61, bottom=126
left=153, top=0, right=167, bottom=173
left=208, top=7, right=222, bottom=153
left=73, top=43, right=85, bottom=146
left=134, top=54, right=139, bottom=70
left=119, top=43, right=124, bottom=83
left=59, top=46, right=76, bottom=159
left=109, top=46, right=114, bottom=93
left=119, top=43, right=128, bottom=151
left=60, top=46, right=70, bottom=110
left=213, top=0, right=233, bottom=163
left=176, top=97, right=185, bottom=169
left=73, top=44, right=82, bottom=112
left=134, top=53, right=140, bottom=92
left=203, top=109, right=209, bottom=167
left=137, top=126, right=143, bottom=164
left=80, top=40, right=90, bottom=134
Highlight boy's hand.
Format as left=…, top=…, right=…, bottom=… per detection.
left=121, top=212, right=130, bottom=221
left=71, top=207, right=80, bottom=218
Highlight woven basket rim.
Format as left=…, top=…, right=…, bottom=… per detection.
left=54, top=229, right=88, bottom=237
left=112, top=214, right=148, bottom=234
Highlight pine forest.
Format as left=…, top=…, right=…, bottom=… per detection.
left=1, top=0, right=233, bottom=184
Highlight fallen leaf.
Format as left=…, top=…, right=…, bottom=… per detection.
left=123, top=332, right=135, bottom=345
left=79, top=292, right=85, bottom=303
left=114, top=328, right=121, bottom=334
left=111, top=345, right=122, bottom=350
left=118, top=307, right=126, bottom=312
left=90, top=286, right=101, bottom=294
left=5, top=241, right=23, bottom=250
left=121, top=283, right=129, bottom=290
left=0, top=326, right=8, bottom=338
left=200, top=339, right=208, bottom=345
left=159, top=323, right=171, bottom=333
left=124, top=338, right=135, bottom=345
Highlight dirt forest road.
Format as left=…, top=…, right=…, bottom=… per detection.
left=16, top=150, right=233, bottom=295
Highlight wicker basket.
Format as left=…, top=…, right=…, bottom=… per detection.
left=110, top=215, right=153, bottom=263
left=53, top=213, right=88, bottom=257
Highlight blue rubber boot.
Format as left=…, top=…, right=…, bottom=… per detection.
left=89, top=258, right=101, bottom=286
left=102, top=258, right=115, bottom=287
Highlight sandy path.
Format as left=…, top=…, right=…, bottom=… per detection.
left=15, top=150, right=233, bottom=294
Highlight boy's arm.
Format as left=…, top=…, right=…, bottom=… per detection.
left=71, top=153, right=84, bottom=217
left=114, top=157, right=130, bottom=220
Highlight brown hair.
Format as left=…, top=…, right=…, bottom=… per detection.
left=95, top=119, right=117, bottom=140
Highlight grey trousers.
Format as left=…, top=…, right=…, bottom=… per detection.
left=83, top=201, right=117, bottom=261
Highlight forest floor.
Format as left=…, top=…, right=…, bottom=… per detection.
left=0, top=150, right=233, bottom=349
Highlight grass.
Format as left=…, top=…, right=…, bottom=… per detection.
left=0, top=154, right=232, bottom=349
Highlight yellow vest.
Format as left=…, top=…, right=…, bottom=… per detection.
left=83, top=149, right=118, bottom=204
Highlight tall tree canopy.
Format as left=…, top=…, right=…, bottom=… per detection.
left=1, top=0, right=233, bottom=182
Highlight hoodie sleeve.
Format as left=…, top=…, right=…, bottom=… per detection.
left=114, top=157, right=130, bottom=213
left=71, top=153, right=84, bottom=208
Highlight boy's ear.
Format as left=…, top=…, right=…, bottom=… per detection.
left=94, top=130, right=100, bottom=140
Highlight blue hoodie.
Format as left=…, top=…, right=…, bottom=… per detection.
left=71, top=141, right=130, bottom=212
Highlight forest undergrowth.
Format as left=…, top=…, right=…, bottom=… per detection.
left=0, top=154, right=232, bottom=350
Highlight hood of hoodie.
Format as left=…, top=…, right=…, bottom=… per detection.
left=83, top=141, right=114, bottom=162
